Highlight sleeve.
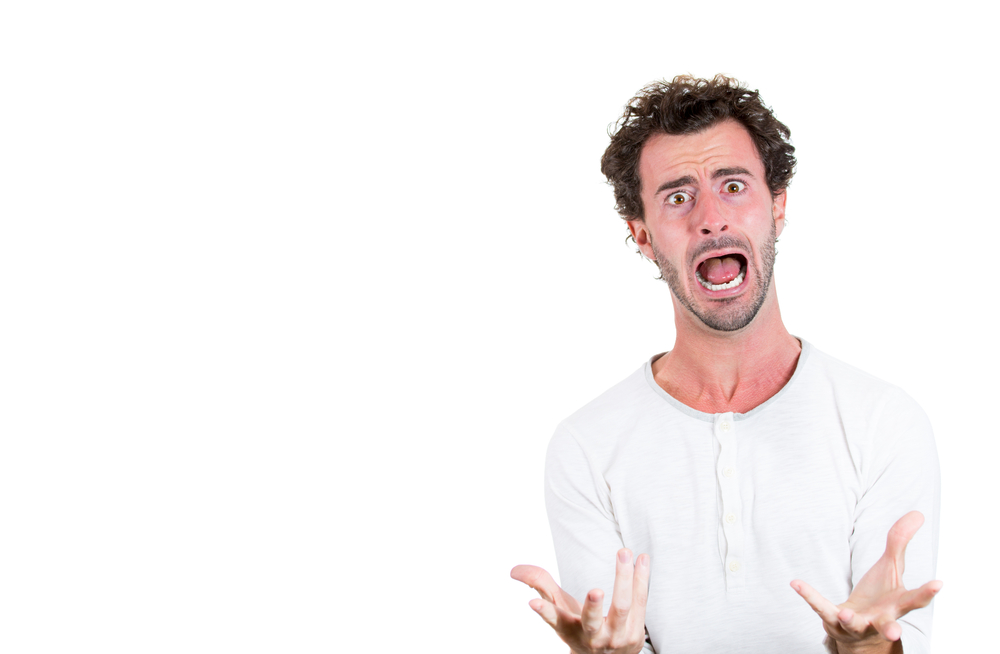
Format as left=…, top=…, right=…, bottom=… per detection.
left=545, top=423, right=656, bottom=653
left=848, top=390, right=941, bottom=654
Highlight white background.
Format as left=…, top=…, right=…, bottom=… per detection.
left=0, top=1, right=995, bottom=652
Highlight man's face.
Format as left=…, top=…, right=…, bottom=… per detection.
left=628, top=120, right=786, bottom=332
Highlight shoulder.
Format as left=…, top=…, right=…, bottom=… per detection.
left=803, top=344, right=921, bottom=407
left=548, top=361, right=661, bottom=461
left=801, top=343, right=933, bottom=440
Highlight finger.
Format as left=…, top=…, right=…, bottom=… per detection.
left=790, top=579, right=841, bottom=626
left=606, top=548, right=634, bottom=632
left=898, top=579, right=944, bottom=615
left=630, top=554, right=651, bottom=637
left=530, top=598, right=583, bottom=637
left=835, top=607, right=870, bottom=639
left=528, top=598, right=560, bottom=629
left=511, top=565, right=562, bottom=605
left=872, top=616, right=902, bottom=642
left=884, top=511, right=924, bottom=567
left=580, top=589, right=605, bottom=636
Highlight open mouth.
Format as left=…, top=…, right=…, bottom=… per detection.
left=694, top=253, right=747, bottom=291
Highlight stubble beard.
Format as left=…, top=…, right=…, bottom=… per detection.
left=651, top=219, right=777, bottom=333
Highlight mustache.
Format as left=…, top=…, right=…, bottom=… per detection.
left=688, top=235, right=751, bottom=268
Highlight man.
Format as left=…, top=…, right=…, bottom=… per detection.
left=511, top=75, right=941, bottom=653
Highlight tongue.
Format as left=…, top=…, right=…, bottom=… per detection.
left=699, top=256, right=742, bottom=284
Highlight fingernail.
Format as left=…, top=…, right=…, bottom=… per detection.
left=619, top=549, right=631, bottom=564
left=638, top=554, right=648, bottom=568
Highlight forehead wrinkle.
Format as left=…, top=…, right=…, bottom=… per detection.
left=646, top=146, right=742, bottom=185
left=638, top=122, right=763, bottom=204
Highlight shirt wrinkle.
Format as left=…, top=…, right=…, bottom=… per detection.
left=544, top=340, right=940, bottom=653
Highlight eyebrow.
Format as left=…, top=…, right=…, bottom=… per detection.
left=654, top=167, right=755, bottom=196
left=654, top=176, right=696, bottom=196
left=712, top=167, right=753, bottom=179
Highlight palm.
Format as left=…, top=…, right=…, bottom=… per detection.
left=792, top=511, right=943, bottom=647
left=511, top=549, right=650, bottom=654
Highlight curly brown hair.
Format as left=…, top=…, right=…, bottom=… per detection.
left=600, top=74, right=796, bottom=223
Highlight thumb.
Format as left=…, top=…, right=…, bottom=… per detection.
left=884, top=511, right=924, bottom=567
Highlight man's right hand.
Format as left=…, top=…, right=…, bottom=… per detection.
left=510, top=548, right=650, bottom=654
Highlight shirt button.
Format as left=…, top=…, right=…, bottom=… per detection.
left=729, top=560, right=741, bottom=572
left=723, top=466, right=735, bottom=478
left=725, top=513, right=737, bottom=524
left=720, top=421, right=731, bottom=432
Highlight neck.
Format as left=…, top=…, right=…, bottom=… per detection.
left=652, top=286, right=802, bottom=414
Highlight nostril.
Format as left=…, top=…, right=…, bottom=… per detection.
left=721, top=225, right=728, bottom=231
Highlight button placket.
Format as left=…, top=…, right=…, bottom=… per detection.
left=714, top=412, right=744, bottom=592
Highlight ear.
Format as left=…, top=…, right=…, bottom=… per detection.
left=772, top=191, right=787, bottom=238
left=627, top=219, right=656, bottom=261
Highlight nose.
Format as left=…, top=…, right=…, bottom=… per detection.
left=695, top=195, right=729, bottom=235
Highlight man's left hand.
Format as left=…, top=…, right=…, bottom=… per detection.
left=790, top=511, right=943, bottom=653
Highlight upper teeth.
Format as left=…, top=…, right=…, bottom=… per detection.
left=696, top=269, right=745, bottom=291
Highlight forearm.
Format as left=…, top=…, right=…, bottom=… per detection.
left=833, top=638, right=903, bottom=654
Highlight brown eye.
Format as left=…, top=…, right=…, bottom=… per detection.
left=725, top=181, right=745, bottom=194
left=669, top=192, right=692, bottom=205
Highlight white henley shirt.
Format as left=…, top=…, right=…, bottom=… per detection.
left=545, top=340, right=940, bottom=653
